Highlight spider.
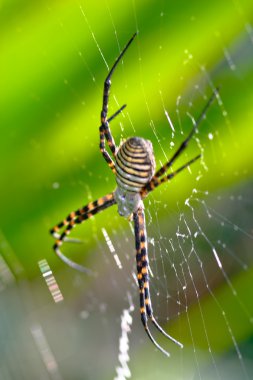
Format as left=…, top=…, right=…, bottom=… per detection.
left=50, top=32, right=218, bottom=357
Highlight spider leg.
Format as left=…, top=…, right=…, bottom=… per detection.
left=140, top=298, right=171, bottom=358
left=153, top=87, right=219, bottom=180
left=99, top=105, right=127, bottom=173
left=50, top=193, right=114, bottom=237
left=100, top=33, right=137, bottom=168
left=50, top=233, right=82, bottom=243
left=141, top=154, right=201, bottom=197
left=133, top=207, right=183, bottom=356
left=50, top=193, right=116, bottom=273
left=101, top=32, right=137, bottom=123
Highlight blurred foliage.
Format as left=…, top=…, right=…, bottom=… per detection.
left=0, top=0, right=253, bottom=379
left=0, top=0, right=252, bottom=276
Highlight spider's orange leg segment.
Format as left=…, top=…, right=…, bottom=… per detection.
left=141, top=154, right=201, bottom=198
left=153, top=87, right=219, bottom=180
left=133, top=207, right=183, bottom=356
left=50, top=193, right=116, bottom=273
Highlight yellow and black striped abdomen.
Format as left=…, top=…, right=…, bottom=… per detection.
left=115, top=137, right=156, bottom=192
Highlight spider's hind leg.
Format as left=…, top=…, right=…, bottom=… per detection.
left=142, top=271, right=183, bottom=348
left=134, top=209, right=170, bottom=355
left=50, top=226, right=82, bottom=244
left=49, top=199, right=99, bottom=242
left=137, top=256, right=171, bottom=357
left=50, top=193, right=116, bottom=273
left=133, top=207, right=183, bottom=355
left=142, top=254, right=183, bottom=349
left=140, top=297, right=171, bottom=358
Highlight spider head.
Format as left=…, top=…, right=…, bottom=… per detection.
left=114, top=187, right=143, bottom=218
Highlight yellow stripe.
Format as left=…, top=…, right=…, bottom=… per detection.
left=121, top=145, right=148, bottom=163
left=116, top=172, right=145, bottom=188
left=118, top=149, right=151, bottom=170
left=104, top=193, right=113, bottom=201
left=97, top=198, right=104, bottom=206
left=125, top=142, right=144, bottom=153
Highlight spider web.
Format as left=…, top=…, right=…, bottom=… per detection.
left=1, top=2, right=253, bottom=380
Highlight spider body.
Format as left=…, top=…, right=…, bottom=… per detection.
left=50, top=33, right=218, bottom=357
left=114, top=136, right=155, bottom=217
left=115, top=137, right=156, bottom=192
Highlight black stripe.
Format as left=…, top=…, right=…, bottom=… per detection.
left=123, top=143, right=147, bottom=158
left=121, top=145, right=149, bottom=163
left=115, top=167, right=148, bottom=183
left=140, top=295, right=145, bottom=308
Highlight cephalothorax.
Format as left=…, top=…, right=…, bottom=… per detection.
left=50, top=33, right=218, bottom=357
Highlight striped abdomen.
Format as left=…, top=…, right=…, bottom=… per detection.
left=115, top=137, right=156, bottom=192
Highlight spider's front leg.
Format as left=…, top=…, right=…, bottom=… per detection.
left=141, top=154, right=201, bottom=197
left=144, top=87, right=219, bottom=187
left=133, top=207, right=183, bottom=357
left=99, top=33, right=137, bottom=172
left=99, top=107, right=126, bottom=174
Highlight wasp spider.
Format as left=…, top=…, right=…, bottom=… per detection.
left=50, top=33, right=218, bottom=357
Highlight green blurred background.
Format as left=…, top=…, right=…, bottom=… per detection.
left=0, top=1, right=253, bottom=379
